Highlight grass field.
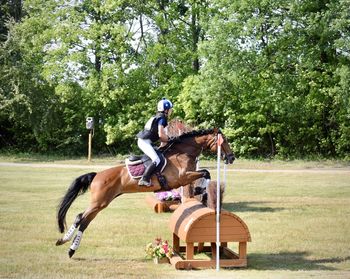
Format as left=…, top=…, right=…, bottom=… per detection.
left=0, top=158, right=349, bottom=278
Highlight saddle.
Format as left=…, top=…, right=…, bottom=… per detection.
left=125, top=150, right=169, bottom=190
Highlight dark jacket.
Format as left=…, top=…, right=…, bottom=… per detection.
left=137, top=112, right=168, bottom=143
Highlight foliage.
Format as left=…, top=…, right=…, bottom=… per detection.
left=178, top=0, right=350, bottom=158
left=0, top=0, right=349, bottom=158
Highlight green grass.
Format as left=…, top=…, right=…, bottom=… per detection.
left=0, top=159, right=349, bottom=278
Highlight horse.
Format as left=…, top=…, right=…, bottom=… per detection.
left=56, top=128, right=235, bottom=258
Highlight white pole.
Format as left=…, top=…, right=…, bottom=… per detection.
left=223, top=162, right=227, bottom=192
left=216, top=143, right=221, bottom=271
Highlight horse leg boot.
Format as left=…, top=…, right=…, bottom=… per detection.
left=138, top=162, right=157, bottom=187
left=68, top=231, right=83, bottom=258
left=56, top=213, right=83, bottom=246
left=68, top=206, right=103, bottom=258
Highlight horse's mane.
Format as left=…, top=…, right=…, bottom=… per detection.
left=160, top=128, right=215, bottom=153
left=161, top=119, right=217, bottom=151
left=163, top=128, right=216, bottom=151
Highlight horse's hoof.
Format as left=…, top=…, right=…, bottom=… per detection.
left=68, top=249, right=75, bottom=258
left=56, top=239, right=63, bottom=246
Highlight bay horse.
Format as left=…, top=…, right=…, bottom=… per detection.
left=56, top=128, right=234, bottom=258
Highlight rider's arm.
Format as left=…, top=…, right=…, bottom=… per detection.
left=158, top=125, right=168, bottom=147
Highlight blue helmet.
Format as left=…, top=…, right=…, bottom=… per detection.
left=157, top=98, right=173, bottom=112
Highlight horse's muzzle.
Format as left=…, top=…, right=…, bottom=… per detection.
left=224, top=153, right=235, bottom=164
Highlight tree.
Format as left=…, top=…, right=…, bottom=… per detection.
left=1, top=0, right=210, bottom=154
left=1, top=0, right=349, bottom=158
left=178, top=0, right=350, bottom=158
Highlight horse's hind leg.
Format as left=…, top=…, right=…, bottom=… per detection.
left=68, top=205, right=104, bottom=258
left=56, top=213, right=83, bottom=246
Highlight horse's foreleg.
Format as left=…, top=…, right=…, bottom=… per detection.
left=179, top=169, right=211, bottom=186
left=56, top=213, right=83, bottom=246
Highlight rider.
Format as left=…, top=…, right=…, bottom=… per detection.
left=136, top=98, right=173, bottom=186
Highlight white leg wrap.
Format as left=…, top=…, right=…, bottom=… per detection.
left=204, top=178, right=211, bottom=190
left=63, top=224, right=77, bottom=242
left=70, top=231, right=83, bottom=251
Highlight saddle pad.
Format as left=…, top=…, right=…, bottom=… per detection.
left=125, top=157, right=167, bottom=180
left=126, top=159, right=145, bottom=178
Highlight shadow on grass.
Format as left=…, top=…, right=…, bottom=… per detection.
left=223, top=201, right=284, bottom=213
left=245, top=251, right=350, bottom=271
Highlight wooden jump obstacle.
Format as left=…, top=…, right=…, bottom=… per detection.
left=145, top=195, right=180, bottom=213
left=168, top=199, right=251, bottom=269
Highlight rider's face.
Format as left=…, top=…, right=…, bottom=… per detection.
left=166, top=108, right=173, bottom=117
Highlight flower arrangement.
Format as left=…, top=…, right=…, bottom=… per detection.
left=145, top=237, right=173, bottom=259
left=155, top=190, right=181, bottom=201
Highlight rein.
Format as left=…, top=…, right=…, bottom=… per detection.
left=160, top=137, right=203, bottom=155
left=161, top=132, right=220, bottom=157
left=160, top=129, right=233, bottom=163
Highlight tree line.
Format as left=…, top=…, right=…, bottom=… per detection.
left=1, top=0, right=349, bottom=159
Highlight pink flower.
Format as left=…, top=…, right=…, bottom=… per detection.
left=162, top=243, right=169, bottom=253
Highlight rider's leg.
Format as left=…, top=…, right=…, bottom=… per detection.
left=137, top=138, right=160, bottom=186
left=138, top=161, right=157, bottom=186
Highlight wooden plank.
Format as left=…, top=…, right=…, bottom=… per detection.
left=145, top=195, right=159, bottom=213
left=239, top=242, right=247, bottom=259
left=195, top=219, right=246, bottom=228
left=169, top=253, right=184, bottom=267
left=186, top=234, right=250, bottom=243
left=173, top=258, right=248, bottom=269
left=156, top=202, right=163, bottom=213
left=181, top=226, right=250, bottom=242
left=178, top=245, right=221, bottom=254
left=146, top=195, right=181, bottom=213
left=211, top=242, right=216, bottom=260
left=186, top=242, right=194, bottom=260
left=188, top=226, right=248, bottom=236
left=222, top=246, right=239, bottom=259
left=173, top=233, right=180, bottom=253
left=197, top=242, right=204, bottom=253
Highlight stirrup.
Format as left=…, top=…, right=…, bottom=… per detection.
left=138, top=178, right=152, bottom=187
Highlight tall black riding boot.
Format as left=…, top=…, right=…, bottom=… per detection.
left=138, top=162, right=157, bottom=187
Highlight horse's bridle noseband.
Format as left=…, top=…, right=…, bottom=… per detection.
left=214, top=133, right=235, bottom=164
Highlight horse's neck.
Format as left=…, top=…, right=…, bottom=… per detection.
left=167, top=137, right=204, bottom=158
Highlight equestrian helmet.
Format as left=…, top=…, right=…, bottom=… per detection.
left=157, top=98, right=173, bottom=112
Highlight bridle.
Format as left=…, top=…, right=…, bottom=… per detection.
left=161, top=130, right=235, bottom=164
left=211, top=132, right=235, bottom=164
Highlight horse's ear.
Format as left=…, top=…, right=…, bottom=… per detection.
left=213, top=127, right=219, bottom=134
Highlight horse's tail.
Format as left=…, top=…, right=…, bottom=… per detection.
left=57, top=172, right=97, bottom=233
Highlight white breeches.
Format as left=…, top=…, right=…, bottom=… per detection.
left=137, top=138, right=160, bottom=165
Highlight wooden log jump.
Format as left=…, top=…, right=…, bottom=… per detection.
left=168, top=199, right=251, bottom=269
left=145, top=195, right=180, bottom=213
